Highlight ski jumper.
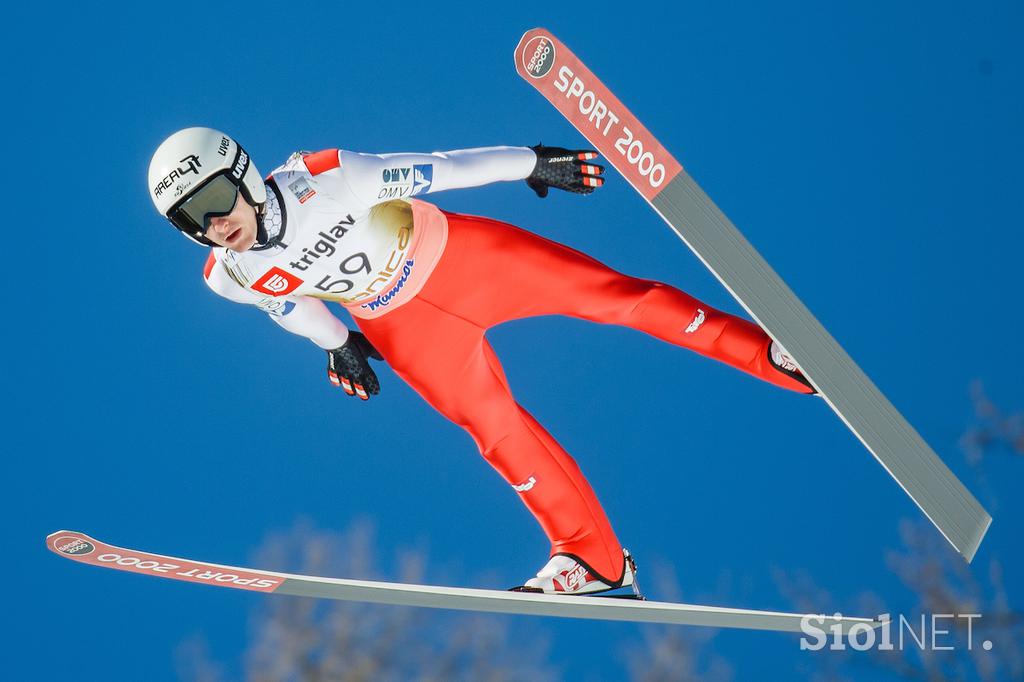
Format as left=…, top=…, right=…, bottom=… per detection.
left=203, top=146, right=813, bottom=584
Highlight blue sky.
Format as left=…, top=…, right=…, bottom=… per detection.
left=6, top=2, right=1022, bottom=679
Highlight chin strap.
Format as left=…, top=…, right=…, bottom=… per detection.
left=255, top=209, right=268, bottom=246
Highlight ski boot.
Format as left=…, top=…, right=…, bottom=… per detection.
left=769, top=340, right=817, bottom=394
left=510, top=548, right=643, bottom=599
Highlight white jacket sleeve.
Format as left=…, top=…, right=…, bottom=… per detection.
left=332, top=146, right=537, bottom=208
left=204, top=256, right=350, bottom=350
left=265, top=297, right=350, bottom=349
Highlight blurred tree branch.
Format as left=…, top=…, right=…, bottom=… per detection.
left=773, top=383, right=1023, bottom=681
left=177, top=518, right=558, bottom=682
left=621, top=560, right=733, bottom=682
left=960, top=381, right=1024, bottom=464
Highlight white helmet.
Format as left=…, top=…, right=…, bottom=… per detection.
left=148, top=127, right=267, bottom=245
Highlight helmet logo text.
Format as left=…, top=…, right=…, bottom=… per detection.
left=153, top=154, right=202, bottom=198
left=232, top=150, right=249, bottom=181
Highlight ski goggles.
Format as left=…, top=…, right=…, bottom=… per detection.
left=167, top=172, right=242, bottom=236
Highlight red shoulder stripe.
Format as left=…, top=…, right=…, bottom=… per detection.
left=203, top=252, right=217, bottom=280
left=303, top=149, right=341, bottom=176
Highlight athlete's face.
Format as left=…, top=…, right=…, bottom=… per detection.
left=205, top=192, right=257, bottom=252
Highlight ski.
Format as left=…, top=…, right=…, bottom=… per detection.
left=48, top=530, right=879, bottom=634
left=513, top=29, right=991, bottom=561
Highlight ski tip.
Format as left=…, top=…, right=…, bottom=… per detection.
left=519, top=27, right=551, bottom=40
left=47, top=531, right=98, bottom=559
left=959, top=513, right=994, bottom=564
left=47, top=529, right=77, bottom=544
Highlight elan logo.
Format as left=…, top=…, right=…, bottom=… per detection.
left=252, top=267, right=303, bottom=296
left=562, top=565, right=587, bottom=589
left=684, top=308, right=706, bottom=333
left=512, top=476, right=537, bottom=492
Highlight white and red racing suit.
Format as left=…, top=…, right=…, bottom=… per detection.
left=203, top=146, right=813, bottom=584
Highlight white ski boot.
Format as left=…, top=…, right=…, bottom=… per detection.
left=770, top=340, right=799, bottom=373
left=511, top=549, right=642, bottom=598
left=769, top=340, right=817, bottom=393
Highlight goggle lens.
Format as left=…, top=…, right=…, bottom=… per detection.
left=169, top=174, right=240, bottom=235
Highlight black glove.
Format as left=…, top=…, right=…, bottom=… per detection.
left=326, top=331, right=384, bottom=400
left=525, top=144, right=605, bottom=198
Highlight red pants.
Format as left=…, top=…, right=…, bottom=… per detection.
left=356, top=212, right=810, bottom=583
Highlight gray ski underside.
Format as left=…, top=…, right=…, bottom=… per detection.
left=650, top=170, right=991, bottom=560
left=46, top=529, right=879, bottom=633
left=276, top=572, right=880, bottom=633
